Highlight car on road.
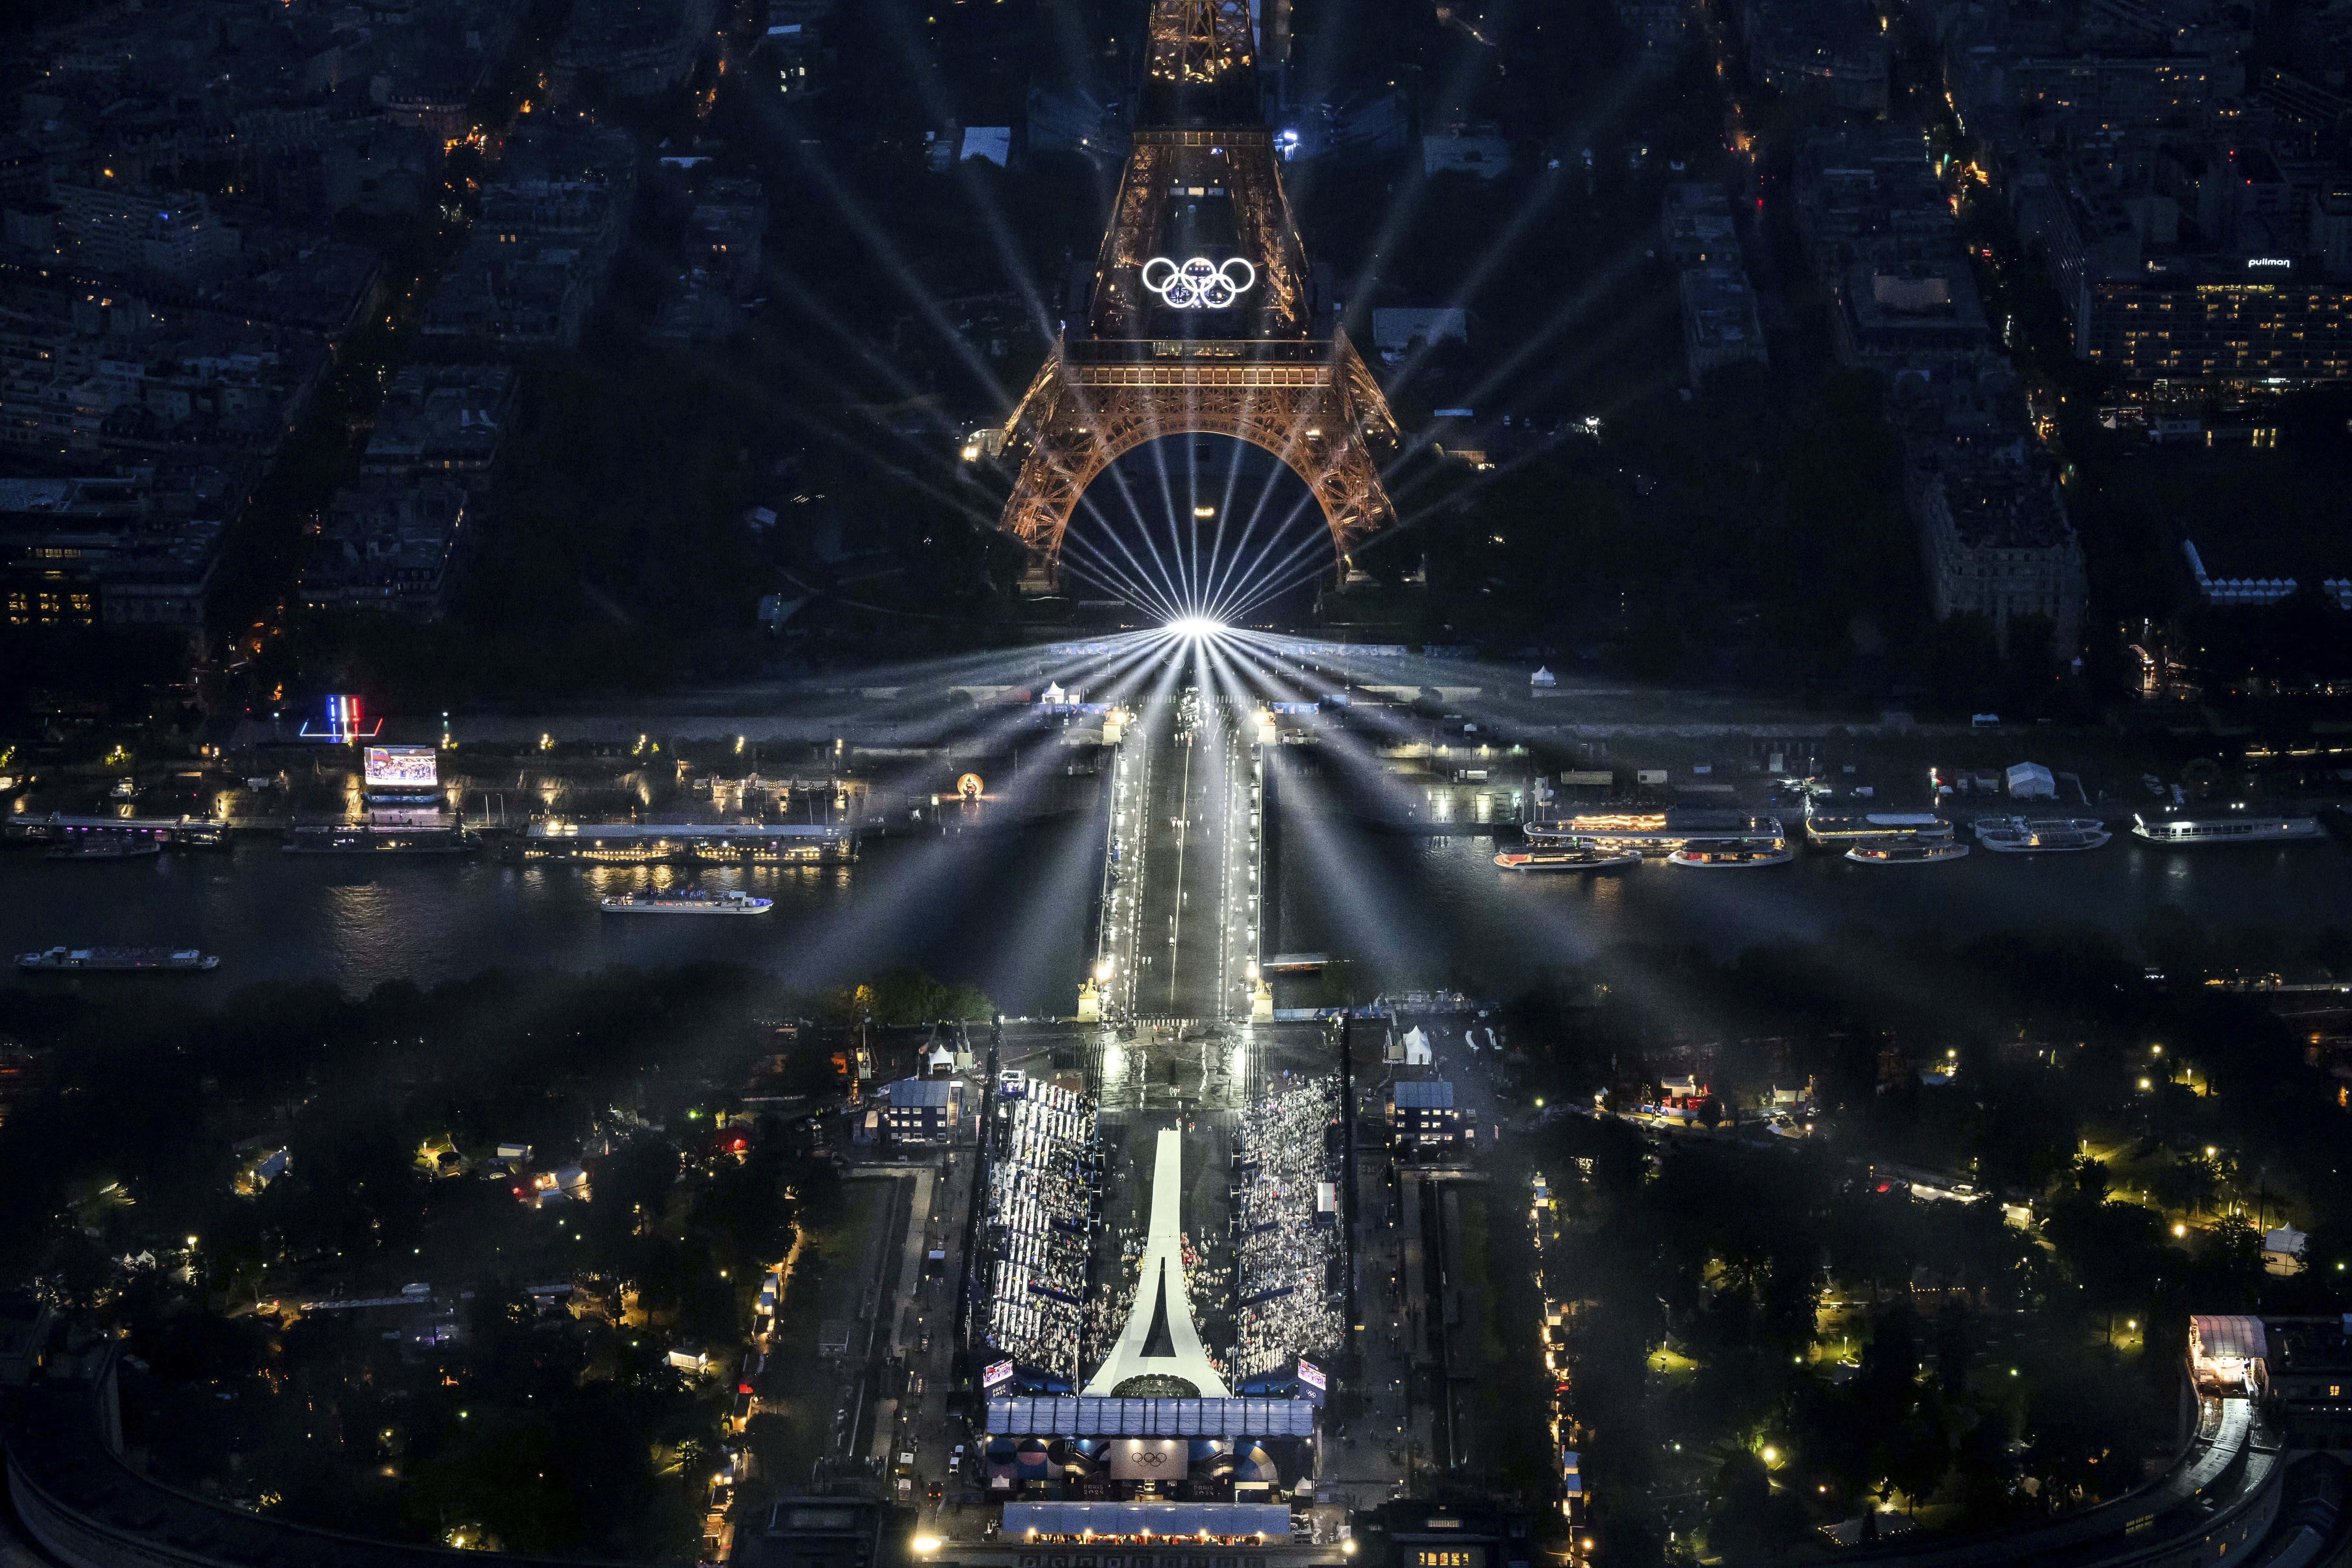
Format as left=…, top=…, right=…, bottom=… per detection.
left=949, top=1444, right=964, bottom=1476
left=927, top=1481, right=943, bottom=1504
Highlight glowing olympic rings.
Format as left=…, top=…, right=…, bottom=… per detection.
left=1140, top=255, right=1258, bottom=310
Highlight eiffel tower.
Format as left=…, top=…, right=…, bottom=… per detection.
left=996, top=0, right=1399, bottom=595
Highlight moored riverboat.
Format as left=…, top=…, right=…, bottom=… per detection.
left=1494, top=847, right=1642, bottom=873
left=1669, top=844, right=1796, bottom=868
left=2130, top=811, right=2322, bottom=846
left=16, top=946, right=218, bottom=972
left=1845, top=838, right=1971, bottom=865
left=598, top=889, right=774, bottom=914
left=1973, top=816, right=2111, bottom=853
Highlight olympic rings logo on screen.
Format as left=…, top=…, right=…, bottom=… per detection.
left=1141, top=255, right=1257, bottom=310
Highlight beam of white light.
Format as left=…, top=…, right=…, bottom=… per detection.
left=1196, top=433, right=1329, bottom=625
left=1208, top=503, right=1347, bottom=624
left=780, top=137, right=1013, bottom=410
left=1060, top=527, right=1188, bottom=624
left=1379, top=163, right=1565, bottom=408
left=1057, top=456, right=1193, bottom=620
left=1164, top=614, right=1228, bottom=641
left=1325, top=24, right=1502, bottom=349
left=1063, top=427, right=1207, bottom=619
left=861, top=0, right=1064, bottom=349
left=1376, top=53, right=1656, bottom=408
left=780, top=695, right=1144, bottom=985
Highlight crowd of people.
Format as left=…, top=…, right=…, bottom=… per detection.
left=981, top=1081, right=1100, bottom=1383
left=1231, top=1073, right=1346, bottom=1382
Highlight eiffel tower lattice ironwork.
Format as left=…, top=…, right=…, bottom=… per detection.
left=995, top=0, right=1398, bottom=594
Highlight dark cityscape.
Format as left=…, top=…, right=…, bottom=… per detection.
left=2, top=0, right=2352, bottom=1565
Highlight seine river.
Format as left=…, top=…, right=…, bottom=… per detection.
left=3, top=817, right=2348, bottom=1016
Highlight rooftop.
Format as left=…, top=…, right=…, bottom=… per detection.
left=988, top=1394, right=1316, bottom=1437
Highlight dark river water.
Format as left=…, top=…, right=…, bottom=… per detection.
left=1271, top=821, right=2352, bottom=997
left=4, top=812, right=2348, bottom=1016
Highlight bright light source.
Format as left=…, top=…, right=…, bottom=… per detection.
left=1165, top=615, right=1226, bottom=639
left=913, top=1538, right=943, bottom=1554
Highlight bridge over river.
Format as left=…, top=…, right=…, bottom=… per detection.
left=1090, top=689, right=1267, bottom=1029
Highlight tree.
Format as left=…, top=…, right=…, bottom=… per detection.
left=2149, top=1155, right=2221, bottom=1219
left=1885, top=1405, right=1952, bottom=1514
left=2074, top=1157, right=2111, bottom=1201
left=1933, top=1303, right=1975, bottom=1396
left=2201, top=1216, right=2264, bottom=1304
left=1707, top=1450, right=1773, bottom=1564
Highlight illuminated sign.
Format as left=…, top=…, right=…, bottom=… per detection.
left=365, top=746, right=439, bottom=789
left=299, top=694, right=381, bottom=741
left=957, top=773, right=985, bottom=799
left=1110, top=1438, right=1184, bottom=1478
left=980, top=1358, right=1016, bottom=1392
left=1413, top=1553, right=1484, bottom=1568
left=2246, top=257, right=2293, bottom=268
left=1142, top=256, right=1257, bottom=310
left=1296, top=1357, right=1326, bottom=1396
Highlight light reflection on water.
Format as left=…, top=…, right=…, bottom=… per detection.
left=1271, top=828, right=2352, bottom=996
left=2, top=819, right=2346, bottom=1016
left=0, top=827, right=1092, bottom=1015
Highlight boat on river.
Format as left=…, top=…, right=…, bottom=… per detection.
left=45, top=834, right=164, bottom=860
left=1522, top=809, right=1787, bottom=861
left=1494, top=847, right=1641, bottom=873
left=1804, top=801, right=1957, bottom=848
left=1974, top=816, right=2111, bottom=853
left=599, top=889, right=773, bottom=914
left=2130, top=811, right=2323, bottom=846
left=282, top=827, right=475, bottom=855
left=16, top=946, right=218, bottom=972
left=1669, top=844, right=1795, bottom=868
left=1845, top=839, right=1971, bottom=866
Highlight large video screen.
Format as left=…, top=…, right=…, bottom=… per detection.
left=364, top=745, right=439, bottom=789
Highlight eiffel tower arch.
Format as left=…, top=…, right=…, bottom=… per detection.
left=996, top=0, right=1399, bottom=595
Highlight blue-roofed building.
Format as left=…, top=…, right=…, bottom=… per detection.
left=1388, top=1079, right=1460, bottom=1155
left=880, top=1076, right=965, bottom=1146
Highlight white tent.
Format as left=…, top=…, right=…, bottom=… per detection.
left=2264, top=1226, right=2308, bottom=1276
left=1401, top=1027, right=1433, bottom=1065
left=2005, top=762, right=2055, bottom=799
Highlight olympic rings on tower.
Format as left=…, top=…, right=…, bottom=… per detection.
left=1140, top=255, right=1258, bottom=310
